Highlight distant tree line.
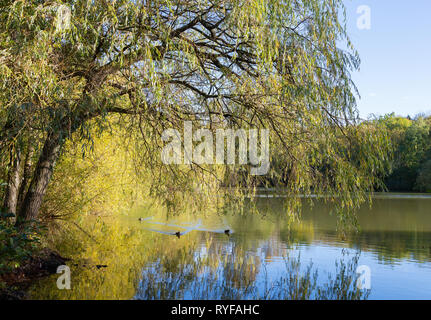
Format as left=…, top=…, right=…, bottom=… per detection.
left=378, top=114, right=431, bottom=193
left=258, top=113, right=431, bottom=194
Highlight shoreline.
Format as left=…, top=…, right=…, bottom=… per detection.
left=0, top=248, right=68, bottom=300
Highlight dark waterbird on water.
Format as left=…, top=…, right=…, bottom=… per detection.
left=141, top=219, right=232, bottom=238
left=138, top=216, right=153, bottom=222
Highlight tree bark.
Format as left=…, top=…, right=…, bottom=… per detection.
left=17, top=143, right=35, bottom=207
left=16, top=132, right=62, bottom=224
left=2, top=147, right=21, bottom=216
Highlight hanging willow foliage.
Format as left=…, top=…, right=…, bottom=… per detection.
left=0, top=0, right=391, bottom=229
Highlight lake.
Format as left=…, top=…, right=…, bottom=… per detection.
left=28, top=193, right=431, bottom=300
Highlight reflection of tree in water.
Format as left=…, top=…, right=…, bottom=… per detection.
left=135, top=238, right=370, bottom=300
left=236, top=196, right=431, bottom=265
left=27, top=211, right=371, bottom=300
left=216, top=243, right=261, bottom=291
left=27, top=217, right=204, bottom=300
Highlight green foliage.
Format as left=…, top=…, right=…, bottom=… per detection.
left=379, top=114, right=431, bottom=192
left=416, top=160, right=431, bottom=193
left=0, top=0, right=392, bottom=227
left=0, top=179, right=6, bottom=203
left=0, top=211, right=43, bottom=274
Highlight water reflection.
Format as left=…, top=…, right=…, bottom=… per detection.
left=135, top=247, right=368, bottom=300
left=28, top=194, right=431, bottom=300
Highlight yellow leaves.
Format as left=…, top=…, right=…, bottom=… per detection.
left=42, top=122, right=147, bottom=220
left=0, top=63, right=12, bottom=79
left=287, top=55, right=294, bottom=66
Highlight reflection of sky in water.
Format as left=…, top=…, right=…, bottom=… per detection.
left=136, top=195, right=431, bottom=300
left=294, top=244, right=431, bottom=300
left=138, top=239, right=431, bottom=300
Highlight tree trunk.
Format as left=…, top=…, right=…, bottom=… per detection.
left=16, top=132, right=62, bottom=224
left=2, top=147, right=21, bottom=216
left=17, top=143, right=35, bottom=207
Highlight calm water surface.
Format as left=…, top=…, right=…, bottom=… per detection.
left=29, top=193, right=431, bottom=300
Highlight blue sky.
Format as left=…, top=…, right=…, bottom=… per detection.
left=343, top=0, right=431, bottom=118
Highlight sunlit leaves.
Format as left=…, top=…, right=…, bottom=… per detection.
left=0, top=0, right=392, bottom=228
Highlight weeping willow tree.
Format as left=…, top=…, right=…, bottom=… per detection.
left=0, top=0, right=390, bottom=228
